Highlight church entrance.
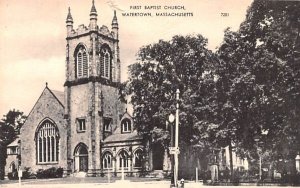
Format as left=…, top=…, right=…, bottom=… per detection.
left=74, top=143, right=88, bottom=172
left=152, top=143, right=164, bottom=170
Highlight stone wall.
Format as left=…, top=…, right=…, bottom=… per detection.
left=19, top=87, right=67, bottom=172
left=5, top=153, right=18, bottom=177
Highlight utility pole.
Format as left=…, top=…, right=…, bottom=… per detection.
left=174, top=89, right=180, bottom=187
left=168, top=89, right=180, bottom=187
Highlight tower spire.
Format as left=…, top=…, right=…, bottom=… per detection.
left=111, top=10, right=119, bottom=39
left=66, top=7, right=73, bottom=24
left=90, top=0, right=97, bottom=16
left=89, top=0, right=98, bottom=30
left=66, top=7, right=73, bottom=36
left=112, top=10, right=118, bottom=26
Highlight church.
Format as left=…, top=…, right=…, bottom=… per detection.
left=5, top=1, right=249, bottom=179
left=7, top=1, right=158, bottom=177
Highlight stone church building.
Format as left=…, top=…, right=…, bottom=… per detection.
left=5, top=1, right=249, bottom=179
left=14, top=1, right=154, bottom=177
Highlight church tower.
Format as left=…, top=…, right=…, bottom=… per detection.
left=64, top=1, right=124, bottom=176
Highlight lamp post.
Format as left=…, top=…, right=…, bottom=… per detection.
left=175, top=89, right=180, bottom=187
left=168, top=89, right=180, bottom=187
left=169, top=113, right=175, bottom=187
left=254, top=135, right=262, bottom=181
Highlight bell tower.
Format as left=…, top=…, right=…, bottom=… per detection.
left=64, top=1, right=125, bottom=176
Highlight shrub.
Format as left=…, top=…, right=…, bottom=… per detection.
left=7, top=171, right=18, bottom=180
left=56, top=168, right=63, bottom=178
left=22, top=167, right=36, bottom=179
left=36, top=167, right=64, bottom=179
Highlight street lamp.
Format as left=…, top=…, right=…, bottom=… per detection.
left=254, top=135, right=262, bottom=181
left=168, top=89, right=180, bottom=187
left=168, top=113, right=175, bottom=186
left=169, top=114, right=175, bottom=124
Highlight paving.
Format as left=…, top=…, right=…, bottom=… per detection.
left=0, top=177, right=296, bottom=188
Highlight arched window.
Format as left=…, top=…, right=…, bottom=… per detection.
left=76, top=46, right=88, bottom=78
left=102, top=152, right=112, bottom=169
left=36, top=120, right=59, bottom=164
left=134, top=149, right=143, bottom=168
left=121, top=118, right=131, bottom=133
left=119, top=150, right=129, bottom=169
left=99, top=48, right=111, bottom=79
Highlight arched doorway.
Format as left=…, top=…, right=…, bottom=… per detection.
left=9, top=162, right=17, bottom=173
left=74, top=143, right=88, bottom=172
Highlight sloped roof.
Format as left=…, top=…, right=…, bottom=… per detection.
left=25, top=85, right=64, bottom=120
left=51, top=90, right=64, bottom=106
left=103, top=128, right=143, bottom=143
left=8, top=137, right=19, bottom=147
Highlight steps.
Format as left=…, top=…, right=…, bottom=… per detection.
left=73, top=171, right=87, bottom=177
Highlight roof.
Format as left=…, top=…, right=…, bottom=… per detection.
left=8, top=137, right=19, bottom=147
left=103, top=128, right=143, bottom=143
left=25, top=85, right=64, bottom=121
left=51, top=90, right=64, bottom=106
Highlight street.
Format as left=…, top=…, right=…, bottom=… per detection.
left=0, top=178, right=297, bottom=188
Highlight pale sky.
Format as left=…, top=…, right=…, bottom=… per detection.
left=0, top=0, right=253, bottom=117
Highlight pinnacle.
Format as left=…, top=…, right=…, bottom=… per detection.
left=66, top=7, right=73, bottom=22
left=112, top=10, right=118, bottom=25
left=90, top=0, right=97, bottom=14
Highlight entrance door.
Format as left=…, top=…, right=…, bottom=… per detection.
left=152, top=143, right=164, bottom=170
left=74, top=143, right=89, bottom=172
left=79, top=156, right=88, bottom=172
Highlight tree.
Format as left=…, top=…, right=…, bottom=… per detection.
left=125, top=34, right=219, bottom=156
left=215, top=0, right=300, bottom=179
left=0, top=109, right=26, bottom=179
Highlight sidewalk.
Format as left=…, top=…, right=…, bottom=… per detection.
left=0, top=180, right=203, bottom=188
left=0, top=181, right=297, bottom=188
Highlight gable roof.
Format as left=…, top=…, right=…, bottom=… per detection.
left=51, top=90, right=64, bottom=106
left=8, top=137, right=19, bottom=147
left=103, top=127, right=142, bottom=143
left=25, top=85, right=64, bottom=120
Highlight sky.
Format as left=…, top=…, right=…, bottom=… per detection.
left=0, top=0, right=253, bottom=117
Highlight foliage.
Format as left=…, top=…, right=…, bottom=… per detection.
left=125, top=0, right=300, bottom=181
left=126, top=34, right=218, bottom=150
left=7, top=167, right=35, bottom=180
left=7, top=171, right=18, bottom=180
left=36, top=167, right=64, bottom=179
left=1, top=109, right=27, bottom=135
left=215, top=0, right=300, bottom=162
left=0, top=109, right=26, bottom=180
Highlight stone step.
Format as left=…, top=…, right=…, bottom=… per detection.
left=73, top=171, right=87, bottom=177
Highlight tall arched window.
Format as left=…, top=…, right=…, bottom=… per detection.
left=119, top=150, right=129, bottom=169
left=102, top=152, right=112, bottom=169
left=36, top=120, right=59, bottom=163
left=76, top=46, right=88, bottom=78
left=99, top=48, right=111, bottom=79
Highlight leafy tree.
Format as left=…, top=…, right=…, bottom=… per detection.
left=215, top=0, right=300, bottom=179
left=0, top=109, right=26, bottom=179
left=126, top=35, right=219, bottom=154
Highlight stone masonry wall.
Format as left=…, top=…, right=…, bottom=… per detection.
left=20, top=88, right=67, bottom=172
